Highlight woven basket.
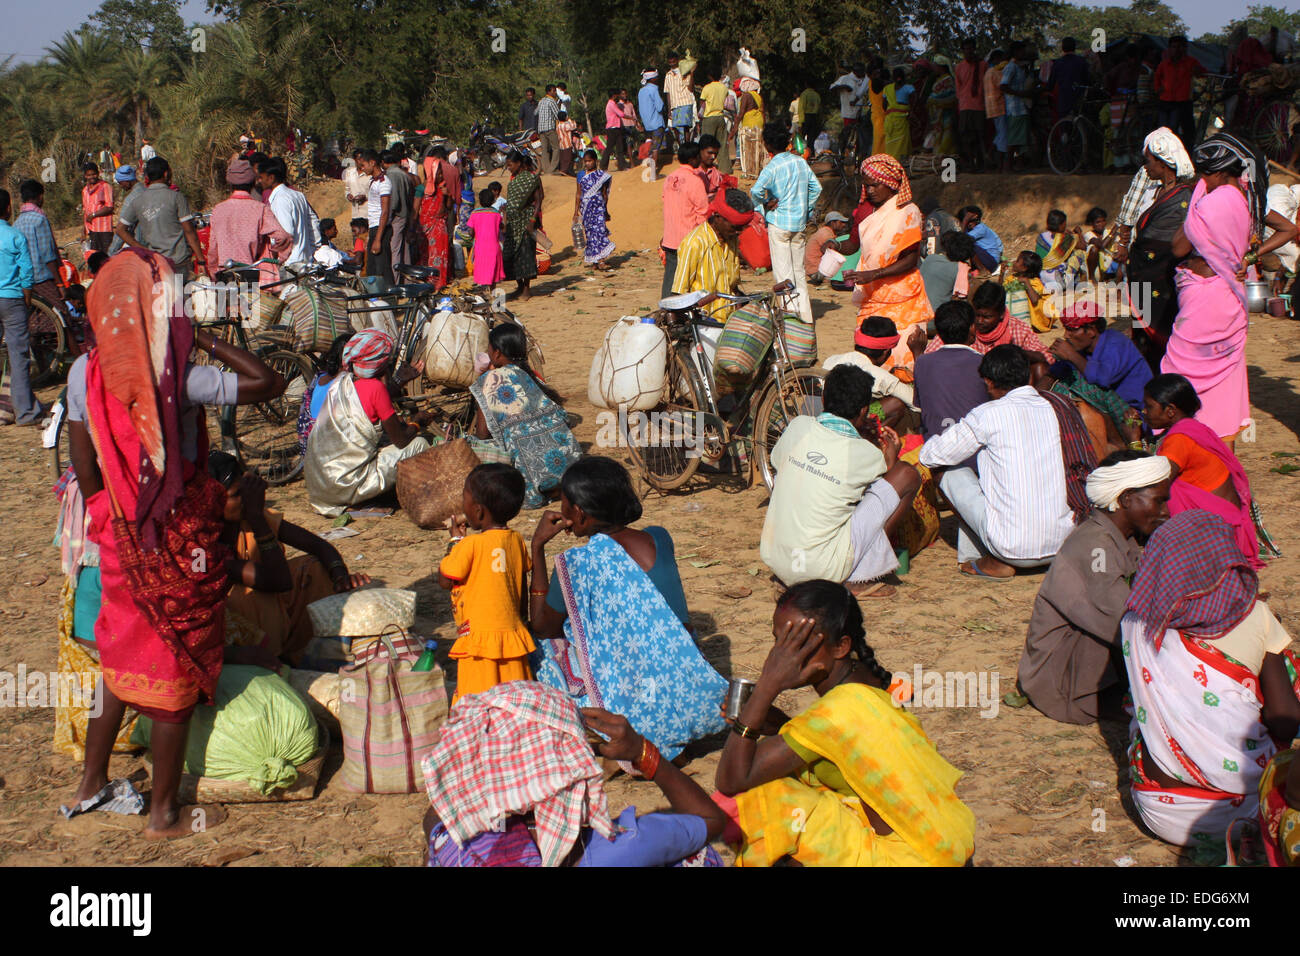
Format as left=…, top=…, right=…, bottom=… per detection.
left=396, top=438, right=481, bottom=529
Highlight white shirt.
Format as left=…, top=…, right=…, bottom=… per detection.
left=831, top=73, right=868, bottom=119
left=267, top=183, right=321, bottom=266
left=918, top=384, right=1074, bottom=562
left=821, top=351, right=917, bottom=409
left=343, top=164, right=372, bottom=220
left=1266, top=183, right=1300, bottom=273
left=367, top=175, right=393, bottom=228
left=140, top=144, right=156, bottom=162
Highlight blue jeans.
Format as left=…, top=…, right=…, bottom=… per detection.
left=939, top=467, right=1049, bottom=568
left=0, top=296, right=42, bottom=424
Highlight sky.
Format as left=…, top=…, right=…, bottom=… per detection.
left=2, top=0, right=1266, bottom=65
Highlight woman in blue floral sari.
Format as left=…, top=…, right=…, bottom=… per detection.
left=528, top=457, right=728, bottom=761
left=468, top=322, right=580, bottom=509
left=573, top=150, right=615, bottom=270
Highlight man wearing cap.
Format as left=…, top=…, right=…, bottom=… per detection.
left=671, top=188, right=755, bottom=325
left=1048, top=301, right=1152, bottom=411
left=207, top=158, right=293, bottom=288
left=1017, top=451, right=1171, bottom=723
left=105, top=165, right=144, bottom=255
left=804, top=210, right=850, bottom=285
left=660, top=141, right=710, bottom=300
left=637, top=71, right=666, bottom=169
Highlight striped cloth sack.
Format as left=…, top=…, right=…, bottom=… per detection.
left=283, top=285, right=356, bottom=353
left=339, top=634, right=448, bottom=793
left=780, top=313, right=817, bottom=367
left=714, top=307, right=774, bottom=386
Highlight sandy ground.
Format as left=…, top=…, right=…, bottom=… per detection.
left=3, top=167, right=1299, bottom=868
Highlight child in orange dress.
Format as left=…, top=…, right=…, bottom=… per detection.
left=438, top=463, right=534, bottom=703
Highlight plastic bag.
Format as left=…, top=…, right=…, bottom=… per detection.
left=131, top=666, right=320, bottom=795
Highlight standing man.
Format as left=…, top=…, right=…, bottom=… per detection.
left=556, top=110, right=579, bottom=177
left=984, top=49, right=1008, bottom=171
left=206, top=158, right=292, bottom=288
left=0, top=188, right=41, bottom=426
left=619, top=89, right=640, bottom=168
left=999, top=42, right=1033, bottom=171
left=15, top=180, right=64, bottom=320
left=81, top=163, right=116, bottom=254
left=139, top=137, right=156, bottom=163
left=115, top=157, right=204, bottom=277
left=518, top=88, right=539, bottom=133
left=602, top=89, right=630, bottom=172
left=536, top=85, right=562, bottom=175
left=749, top=123, right=822, bottom=324
left=258, top=157, right=320, bottom=271
left=343, top=148, right=372, bottom=225
left=555, top=82, right=572, bottom=112
left=379, top=149, right=414, bottom=274
left=637, top=72, right=666, bottom=169
left=830, top=63, right=869, bottom=159
left=358, top=149, right=393, bottom=283
left=954, top=41, right=987, bottom=172
left=699, top=69, right=732, bottom=173
left=1154, top=35, right=1204, bottom=148
left=1046, top=36, right=1091, bottom=120
left=664, top=53, right=696, bottom=153
left=797, top=79, right=822, bottom=155
left=660, top=141, right=710, bottom=299
left=105, top=165, right=143, bottom=255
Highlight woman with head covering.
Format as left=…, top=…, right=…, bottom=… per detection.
left=1016, top=451, right=1171, bottom=724
left=1121, top=510, right=1300, bottom=855
left=844, top=155, right=933, bottom=373
left=923, top=55, right=957, bottom=156
left=1116, top=128, right=1194, bottom=370
left=1162, top=133, right=1278, bottom=447
left=735, top=77, right=766, bottom=177
left=421, top=681, right=726, bottom=866
left=502, top=151, right=543, bottom=300
left=529, top=458, right=728, bottom=761
left=63, top=249, right=286, bottom=838
left=303, top=328, right=432, bottom=516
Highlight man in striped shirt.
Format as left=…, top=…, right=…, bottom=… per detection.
left=81, top=163, right=116, bottom=254
left=749, top=122, right=821, bottom=323
left=664, top=53, right=696, bottom=151
left=670, top=188, right=752, bottom=322
left=919, top=344, right=1074, bottom=578
left=536, top=86, right=562, bottom=175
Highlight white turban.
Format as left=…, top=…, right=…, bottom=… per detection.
left=1085, top=456, right=1171, bottom=511
left=641, top=70, right=658, bottom=84
left=1143, top=128, right=1194, bottom=181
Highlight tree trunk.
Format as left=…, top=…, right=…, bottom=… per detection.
left=135, top=102, right=144, bottom=157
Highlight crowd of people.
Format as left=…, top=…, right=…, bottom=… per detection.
left=7, top=28, right=1300, bottom=868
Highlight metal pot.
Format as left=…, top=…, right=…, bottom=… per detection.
left=1245, top=280, right=1271, bottom=313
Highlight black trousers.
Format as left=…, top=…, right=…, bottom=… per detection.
left=601, top=127, right=628, bottom=171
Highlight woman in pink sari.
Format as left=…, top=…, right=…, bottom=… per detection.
left=1162, top=134, right=1265, bottom=447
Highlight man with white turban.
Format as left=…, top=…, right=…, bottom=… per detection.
left=1015, top=451, right=1171, bottom=724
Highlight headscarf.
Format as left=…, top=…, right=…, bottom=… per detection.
left=342, top=328, right=395, bottom=379
left=1060, top=299, right=1102, bottom=330
left=706, top=190, right=753, bottom=227
left=421, top=682, right=614, bottom=868
left=975, top=309, right=1012, bottom=348
left=738, top=77, right=761, bottom=93
left=1142, top=127, right=1194, bottom=181
left=640, top=70, right=658, bottom=84
left=1125, top=510, right=1258, bottom=647
left=859, top=154, right=912, bottom=205
left=855, top=328, right=900, bottom=349
left=114, top=165, right=137, bottom=183
left=1192, top=132, right=1268, bottom=236
left=1085, top=455, right=1170, bottom=511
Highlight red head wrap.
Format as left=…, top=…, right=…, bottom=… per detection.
left=707, top=191, right=754, bottom=227
left=858, top=154, right=912, bottom=205
left=1060, top=300, right=1101, bottom=330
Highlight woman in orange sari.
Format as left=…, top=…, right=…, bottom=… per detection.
left=64, top=250, right=285, bottom=838
left=846, top=155, right=933, bottom=375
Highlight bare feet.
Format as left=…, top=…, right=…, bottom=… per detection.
left=959, top=557, right=1015, bottom=579
left=69, top=772, right=110, bottom=808
left=143, top=803, right=227, bottom=840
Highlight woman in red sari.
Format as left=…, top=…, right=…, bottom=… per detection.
left=420, top=146, right=457, bottom=291
left=65, top=250, right=285, bottom=838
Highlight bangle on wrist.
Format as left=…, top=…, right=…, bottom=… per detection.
left=634, top=737, right=662, bottom=779
left=731, top=720, right=761, bottom=741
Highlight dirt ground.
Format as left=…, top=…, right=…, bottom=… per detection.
left=3, top=167, right=1299, bottom=868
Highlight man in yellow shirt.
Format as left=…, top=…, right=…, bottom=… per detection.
left=699, top=69, right=732, bottom=174
left=797, top=82, right=822, bottom=153
left=671, top=189, right=753, bottom=322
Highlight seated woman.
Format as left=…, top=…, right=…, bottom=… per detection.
left=1143, top=372, right=1272, bottom=568
left=1121, top=510, right=1300, bottom=855
left=297, top=332, right=353, bottom=457
left=421, top=681, right=726, bottom=867
left=528, top=457, right=728, bottom=760
left=304, top=328, right=433, bottom=517
left=1016, top=451, right=1171, bottom=724
left=1257, top=743, right=1300, bottom=866
left=468, top=322, right=581, bottom=509
left=714, top=580, right=976, bottom=866
left=210, top=453, right=370, bottom=667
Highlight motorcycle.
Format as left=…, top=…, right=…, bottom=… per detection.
left=468, top=117, right=539, bottom=174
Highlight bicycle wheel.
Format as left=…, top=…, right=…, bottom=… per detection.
left=28, top=298, right=68, bottom=387
left=232, top=350, right=314, bottom=485
left=623, top=349, right=705, bottom=492
left=1253, top=101, right=1295, bottom=164
left=752, top=368, right=826, bottom=493
left=1047, top=118, right=1087, bottom=175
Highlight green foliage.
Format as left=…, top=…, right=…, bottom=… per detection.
left=83, top=0, right=190, bottom=57
left=1042, top=0, right=1186, bottom=53
left=1194, top=4, right=1300, bottom=46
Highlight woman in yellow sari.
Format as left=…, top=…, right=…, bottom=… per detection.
left=846, top=155, right=933, bottom=373
left=715, top=580, right=976, bottom=866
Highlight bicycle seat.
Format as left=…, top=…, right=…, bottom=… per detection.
left=396, top=264, right=441, bottom=280
left=658, top=291, right=711, bottom=311
left=385, top=283, right=437, bottom=297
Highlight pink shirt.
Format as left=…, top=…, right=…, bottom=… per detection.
left=954, top=59, right=986, bottom=112
left=82, top=180, right=114, bottom=233
left=621, top=101, right=637, bottom=128
left=605, top=99, right=623, bottom=130
left=662, top=165, right=710, bottom=250
left=207, top=192, right=293, bottom=286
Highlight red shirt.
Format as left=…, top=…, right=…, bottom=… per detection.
left=954, top=59, right=987, bottom=112
left=82, top=180, right=114, bottom=233
left=353, top=376, right=396, bottom=424
left=662, top=164, right=709, bottom=250
left=1154, top=56, right=1204, bottom=102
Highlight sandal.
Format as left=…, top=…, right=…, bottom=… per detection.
left=959, top=560, right=1014, bottom=581
left=848, top=580, right=896, bottom=599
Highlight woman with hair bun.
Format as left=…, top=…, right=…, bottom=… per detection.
left=715, top=579, right=976, bottom=866
left=528, top=457, right=727, bottom=760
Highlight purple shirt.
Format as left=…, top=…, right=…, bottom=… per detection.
left=913, top=344, right=989, bottom=470
left=1048, top=53, right=1091, bottom=117
left=1085, top=329, right=1152, bottom=409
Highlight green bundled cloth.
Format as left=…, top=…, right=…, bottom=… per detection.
left=131, top=665, right=320, bottom=795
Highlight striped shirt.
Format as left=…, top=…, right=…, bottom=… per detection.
left=665, top=69, right=694, bottom=110
left=15, top=206, right=59, bottom=283
left=918, top=384, right=1074, bottom=561
left=671, top=221, right=741, bottom=322
left=536, top=95, right=560, bottom=133
left=749, top=152, right=822, bottom=233
left=82, top=180, right=115, bottom=233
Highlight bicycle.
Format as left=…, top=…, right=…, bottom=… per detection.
left=1047, top=86, right=1111, bottom=175
left=819, top=150, right=860, bottom=215
left=623, top=282, right=825, bottom=493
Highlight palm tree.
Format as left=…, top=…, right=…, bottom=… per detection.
left=44, top=30, right=118, bottom=89
left=94, top=45, right=173, bottom=155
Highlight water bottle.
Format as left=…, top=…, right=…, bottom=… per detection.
left=412, top=639, right=438, bottom=672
